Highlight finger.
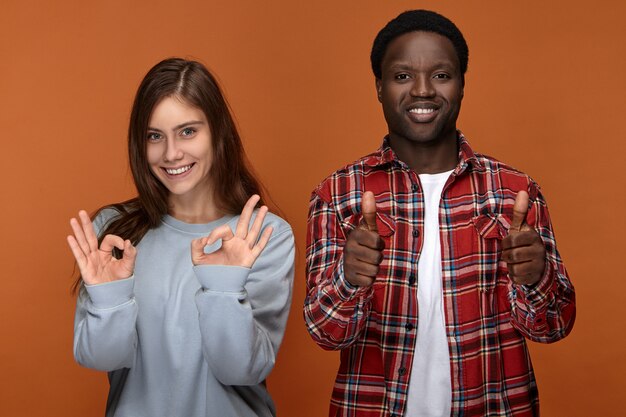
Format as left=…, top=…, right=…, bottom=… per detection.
left=349, top=262, right=379, bottom=283
left=502, top=229, right=542, bottom=251
left=67, top=235, right=88, bottom=269
left=510, top=191, right=529, bottom=233
left=247, top=206, right=268, bottom=245
left=356, top=250, right=384, bottom=266
left=190, top=236, right=210, bottom=265
left=205, top=224, right=235, bottom=245
left=235, top=194, right=260, bottom=238
left=503, top=243, right=545, bottom=264
left=122, top=240, right=137, bottom=261
left=70, top=217, right=92, bottom=256
left=100, top=234, right=126, bottom=253
left=508, top=260, right=537, bottom=275
left=191, top=236, right=208, bottom=257
left=503, top=248, right=532, bottom=264
left=79, top=210, right=100, bottom=253
left=120, top=240, right=137, bottom=274
left=345, top=240, right=384, bottom=266
left=351, top=274, right=375, bottom=287
left=354, top=264, right=379, bottom=278
left=508, top=262, right=543, bottom=284
left=510, top=272, right=540, bottom=286
left=349, top=228, right=385, bottom=251
left=252, top=226, right=273, bottom=256
left=361, top=191, right=378, bottom=233
left=344, top=257, right=378, bottom=287
left=351, top=246, right=384, bottom=266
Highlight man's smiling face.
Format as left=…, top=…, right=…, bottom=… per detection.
left=376, top=30, right=464, bottom=148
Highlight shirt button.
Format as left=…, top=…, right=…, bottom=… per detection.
left=405, top=323, right=414, bottom=331
left=398, top=367, right=406, bottom=376
left=409, top=275, right=416, bottom=285
left=412, top=229, right=419, bottom=237
left=411, top=184, right=418, bottom=192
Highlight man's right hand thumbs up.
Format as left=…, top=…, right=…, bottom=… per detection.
left=343, top=191, right=385, bottom=287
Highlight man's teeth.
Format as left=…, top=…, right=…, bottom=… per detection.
left=166, top=165, right=192, bottom=175
left=409, top=108, right=435, bottom=114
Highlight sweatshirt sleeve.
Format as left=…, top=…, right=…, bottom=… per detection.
left=193, top=215, right=295, bottom=386
left=73, top=278, right=138, bottom=370
left=72, top=209, right=138, bottom=371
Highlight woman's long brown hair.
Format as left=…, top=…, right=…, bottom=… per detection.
left=72, top=58, right=266, bottom=293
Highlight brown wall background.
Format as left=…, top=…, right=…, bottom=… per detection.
left=1, top=0, right=624, bottom=416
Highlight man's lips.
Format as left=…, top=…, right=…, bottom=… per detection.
left=406, top=105, right=439, bottom=123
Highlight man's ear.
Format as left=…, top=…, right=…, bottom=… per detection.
left=461, top=76, right=465, bottom=99
left=375, top=78, right=382, bottom=103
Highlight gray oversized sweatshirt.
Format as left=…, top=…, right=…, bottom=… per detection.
left=73, top=210, right=295, bottom=417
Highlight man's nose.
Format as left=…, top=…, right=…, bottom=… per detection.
left=410, top=75, right=435, bottom=97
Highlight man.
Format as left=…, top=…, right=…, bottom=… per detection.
left=304, top=9, right=575, bottom=417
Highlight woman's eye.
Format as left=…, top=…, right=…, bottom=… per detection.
left=147, top=132, right=162, bottom=142
left=181, top=127, right=196, bottom=137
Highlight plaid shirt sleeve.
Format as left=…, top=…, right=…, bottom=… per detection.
left=303, top=187, right=375, bottom=350
left=508, top=184, right=576, bottom=343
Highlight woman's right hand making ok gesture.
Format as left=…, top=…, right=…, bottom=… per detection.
left=67, top=210, right=137, bottom=285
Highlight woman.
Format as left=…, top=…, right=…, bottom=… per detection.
left=68, top=58, right=294, bottom=417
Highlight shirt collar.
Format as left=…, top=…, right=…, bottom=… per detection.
left=363, top=131, right=485, bottom=174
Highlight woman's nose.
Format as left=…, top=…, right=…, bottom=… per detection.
left=164, top=139, right=183, bottom=162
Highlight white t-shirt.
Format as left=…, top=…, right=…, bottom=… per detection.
left=404, top=170, right=453, bottom=417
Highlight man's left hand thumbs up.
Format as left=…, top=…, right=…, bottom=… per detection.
left=502, top=191, right=546, bottom=286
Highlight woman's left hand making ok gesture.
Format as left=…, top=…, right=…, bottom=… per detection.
left=191, top=194, right=273, bottom=268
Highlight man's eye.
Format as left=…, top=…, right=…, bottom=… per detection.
left=434, top=73, right=450, bottom=79
left=147, top=132, right=162, bottom=141
left=395, top=74, right=410, bottom=80
left=181, top=127, right=196, bottom=137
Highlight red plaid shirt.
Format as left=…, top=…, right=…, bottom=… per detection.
left=304, top=133, right=575, bottom=417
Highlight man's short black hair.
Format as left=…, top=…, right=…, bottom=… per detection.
left=371, top=9, right=469, bottom=79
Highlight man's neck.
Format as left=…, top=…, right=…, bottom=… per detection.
left=389, top=134, right=459, bottom=174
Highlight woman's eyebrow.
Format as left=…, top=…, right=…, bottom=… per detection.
left=148, top=120, right=205, bottom=133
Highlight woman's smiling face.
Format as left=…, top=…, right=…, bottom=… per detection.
left=146, top=95, right=214, bottom=203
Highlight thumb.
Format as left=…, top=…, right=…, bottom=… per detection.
left=361, top=191, right=378, bottom=233
left=510, top=190, right=529, bottom=233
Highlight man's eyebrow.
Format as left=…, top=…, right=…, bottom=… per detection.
left=388, top=63, right=414, bottom=71
left=387, top=61, right=457, bottom=71
left=147, top=120, right=206, bottom=132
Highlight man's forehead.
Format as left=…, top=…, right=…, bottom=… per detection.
left=383, top=31, right=459, bottom=65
